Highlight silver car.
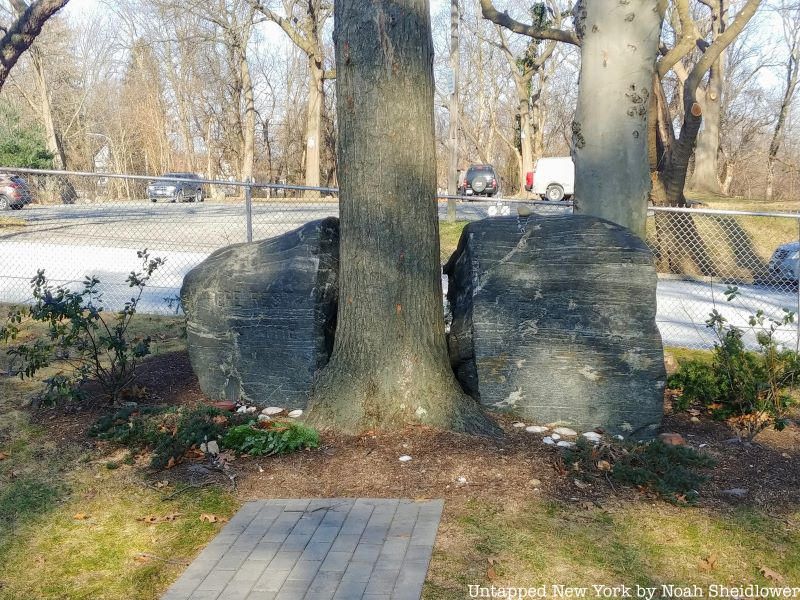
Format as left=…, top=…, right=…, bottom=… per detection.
left=768, top=242, right=800, bottom=282
left=147, top=172, right=204, bottom=203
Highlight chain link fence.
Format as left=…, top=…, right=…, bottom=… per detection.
left=1, top=167, right=797, bottom=350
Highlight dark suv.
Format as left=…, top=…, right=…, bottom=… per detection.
left=0, top=174, right=33, bottom=210
left=459, top=164, right=499, bottom=198
left=147, top=172, right=204, bottom=203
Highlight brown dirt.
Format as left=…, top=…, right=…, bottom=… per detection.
left=29, top=350, right=800, bottom=516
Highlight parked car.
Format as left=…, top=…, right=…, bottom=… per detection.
left=0, top=174, right=33, bottom=210
left=459, top=164, right=499, bottom=198
left=768, top=242, right=800, bottom=283
left=147, top=172, right=204, bottom=203
left=525, top=156, right=574, bottom=201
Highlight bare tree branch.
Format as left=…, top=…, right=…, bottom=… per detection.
left=0, top=0, right=68, bottom=90
left=478, top=0, right=579, bottom=46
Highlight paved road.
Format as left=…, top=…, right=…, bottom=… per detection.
left=2, top=198, right=560, bottom=252
left=2, top=199, right=795, bottom=349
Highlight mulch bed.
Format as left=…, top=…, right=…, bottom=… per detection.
left=28, top=350, right=800, bottom=515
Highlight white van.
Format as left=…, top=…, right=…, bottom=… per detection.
left=525, top=156, right=574, bottom=201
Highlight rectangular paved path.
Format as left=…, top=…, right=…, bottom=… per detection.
left=162, top=498, right=444, bottom=600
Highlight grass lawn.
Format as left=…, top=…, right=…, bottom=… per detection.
left=0, top=216, right=25, bottom=229
left=0, top=275, right=799, bottom=598
left=439, top=220, right=468, bottom=263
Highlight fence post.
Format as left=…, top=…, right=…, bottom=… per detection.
left=245, top=179, right=253, bottom=243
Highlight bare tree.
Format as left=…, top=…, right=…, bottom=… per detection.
left=766, top=0, right=800, bottom=200
left=488, top=5, right=557, bottom=195
left=481, top=0, right=662, bottom=238
left=652, top=0, right=762, bottom=206
left=250, top=0, right=333, bottom=190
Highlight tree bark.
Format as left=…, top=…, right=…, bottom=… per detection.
left=304, top=57, right=324, bottom=191
left=240, top=48, right=255, bottom=182
left=0, top=0, right=68, bottom=91
left=307, top=0, right=497, bottom=436
left=31, top=47, right=65, bottom=169
left=690, top=0, right=726, bottom=196
left=518, top=77, right=535, bottom=196
left=571, top=0, right=663, bottom=238
left=689, top=58, right=723, bottom=195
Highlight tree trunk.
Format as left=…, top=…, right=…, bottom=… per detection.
left=240, top=49, right=255, bottom=182
left=766, top=46, right=799, bottom=201
left=31, top=48, right=65, bottom=169
left=689, top=57, right=724, bottom=195
left=518, top=81, right=534, bottom=196
left=305, top=58, right=324, bottom=191
left=571, top=0, right=663, bottom=238
left=307, top=0, right=497, bottom=436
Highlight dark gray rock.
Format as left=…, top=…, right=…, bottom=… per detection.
left=180, top=218, right=339, bottom=408
left=444, top=215, right=665, bottom=439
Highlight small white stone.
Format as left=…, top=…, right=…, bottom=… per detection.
left=512, top=422, right=526, bottom=428
left=206, top=441, right=220, bottom=456
left=199, top=442, right=207, bottom=453
left=551, top=433, right=561, bottom=441
left=399, top=455, right=412, bottom=462
left=553, top=427, right=578, bottom=437
left=262, top=407, right=284, bottom=416
left=258, top=414, right=271, bottom=422
left=287, top=409, right=303, bottom=418
left=245, top=406, right=257, bottom=414
left=557, top=441, right=575, bottom=448
left=614, top=434, right=624, bottom=441
left=582, top=432, right=602, bottom=442
left=236, top=406, right=247, bottom=414
left=456, top=476, right=467, bottom=484
left=525, top=425, right=549, bottom=433
left=542, top=436, right=555, bottom=445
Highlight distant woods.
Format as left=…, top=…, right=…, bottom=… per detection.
left=0, top=0, right=797, bottom=205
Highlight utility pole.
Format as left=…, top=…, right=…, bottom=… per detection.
left=446, top=0, right=459, bottom=223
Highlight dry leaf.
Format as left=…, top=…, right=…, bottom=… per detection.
left=138, top=513, right=182, bottom=524
left=573, top=478, right=591, bottom=490
left=200, top=513, right=228, bottom=524
left=166, top=456, right=177, bottom=469
left=0, top=451, right=9, bottom=461
left=699, top=554, right=718, bottom=572
left=133, top=553, right=152, bottom=563
left=73, top=513, right=90, bottom=520
left=760, top=566, right=785, bottom=582
left=487, top=557, right=499, bottom=581
left=137, top=515, right=161, bottom=525
left=597, top=460, right=612, bottom=472
left=154, top=480, right=170, bottom=489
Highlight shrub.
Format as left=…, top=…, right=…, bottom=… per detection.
left=223, top=421, right=320, bottom=456
left=565, top=438, right=715, bottom=504
left=667, top=286, right=798, bottom=439
left=90, top=404, right=240, bottom=469
left=1, top=250, right=165, bottom=405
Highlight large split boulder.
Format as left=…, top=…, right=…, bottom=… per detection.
left=180, top=218, right=339, bottom=408
left=444, top=215, right=665, bottom=439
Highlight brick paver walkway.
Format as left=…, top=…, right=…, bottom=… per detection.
left=162, top=498, right=444, bottom=600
